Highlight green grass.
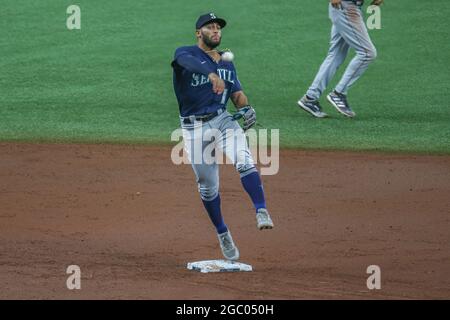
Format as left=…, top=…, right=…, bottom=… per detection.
left=1, top=0, right=449, bottom=153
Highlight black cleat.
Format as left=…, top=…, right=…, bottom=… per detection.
left=327, top=91, right=356, bottom=118
left=298, top=96, right=328, bottom=118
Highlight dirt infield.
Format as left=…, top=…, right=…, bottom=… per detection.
left=0, top=142, right=449, bottom=299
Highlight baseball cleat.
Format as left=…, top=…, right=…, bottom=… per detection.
left=217, top=231, right=240, bottom=261
left=327, top=91, right=356, bottom=118
left=298, top=95, right=328, bottom=118
left=256, top=208, right=274, bottom=230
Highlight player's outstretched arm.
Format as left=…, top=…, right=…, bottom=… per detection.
left=175, top=54, right=215, bottom=76
left=174, top=54, right=225, bottom=94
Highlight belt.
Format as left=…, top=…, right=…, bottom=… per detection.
left=181, top=108, right=224, bottom=125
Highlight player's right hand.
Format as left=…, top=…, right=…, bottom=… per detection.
left=330, top=0, right=342, bottom=9
left=208, top=73, right=225, bottom=95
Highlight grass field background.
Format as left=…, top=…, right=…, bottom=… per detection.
left=1, top=0, right=449, bottom=153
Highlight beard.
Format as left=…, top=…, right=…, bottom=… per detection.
left=202, top=32, right=221, bottom=49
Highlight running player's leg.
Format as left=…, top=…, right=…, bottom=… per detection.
left=306, top=22, right=350, bottom=100
left=333, top=2, right=377, bottom=95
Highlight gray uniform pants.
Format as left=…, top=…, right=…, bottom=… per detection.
left=306, top=2, right=377, bottom=100
left=181, top=110, right=256, bottom=201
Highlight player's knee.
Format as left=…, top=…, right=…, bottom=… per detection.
left=359, top=46, right=377, bottom=62
left=235, top=151, right=255, bottom=173
left=198, top=184, right=218, bottom=201
left=237, top=164, right=257, bottom=178
left=366, top=46, right=377, bottom=61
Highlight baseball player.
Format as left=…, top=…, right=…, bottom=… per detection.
left=171, top=13, right=274, bottom=261
left=298, top=0, right=384, bottom=118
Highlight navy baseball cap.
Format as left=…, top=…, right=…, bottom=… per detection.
left=196, top=12, right=226, bottom=29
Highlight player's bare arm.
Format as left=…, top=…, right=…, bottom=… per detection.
left=230, top=90, right=249, bottom=109
left=331, top=0, right=342, bottom=9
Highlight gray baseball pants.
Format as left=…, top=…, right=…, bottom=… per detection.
left=306, top=1, right=377, bottom=99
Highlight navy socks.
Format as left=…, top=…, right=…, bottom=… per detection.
left=202, top=194, right=227, bottom=234
left=202, top=171, right=266, bottom=233
left=241, top=171, right=267, bottom=212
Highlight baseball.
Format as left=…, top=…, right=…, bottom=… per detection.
left=221, top=51, right=234, bottom=62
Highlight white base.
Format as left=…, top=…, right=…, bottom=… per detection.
left=187, top=260, right=253, bottom=273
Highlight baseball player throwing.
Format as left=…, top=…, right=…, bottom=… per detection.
left=171, top=13, right=274, bottom=261
left=298, top=0, right=384, bottom=118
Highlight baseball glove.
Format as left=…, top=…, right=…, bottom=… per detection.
left=233, top=105, right=256, bottom=131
